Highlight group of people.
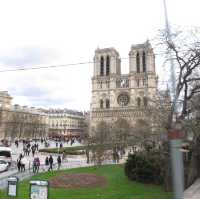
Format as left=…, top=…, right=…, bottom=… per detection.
left=14, top=138, right=69, bottom=174
left=17, top=154, right=62, bottom=173
left=45, top=155, right=62, bottom=171
left=23, top=143, right=39, bottom=157
left=53, top=135, right=82, bottom=147
left=14, top=139, right=40, bottom=157
left=112, top=146, right=126, bottom=163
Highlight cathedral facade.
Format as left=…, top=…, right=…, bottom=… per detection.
left=90, top=41, right=158, bottom=129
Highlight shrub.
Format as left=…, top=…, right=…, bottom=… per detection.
left=39, top=147, right=86, bottom=155
left=125, top=151, right=164, bottom=185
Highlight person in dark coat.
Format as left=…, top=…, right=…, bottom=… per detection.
left=45, top=156, right=49, bottom=166
left=48, top=155, right=53, bottom=171
left=57, top=155, right=62, bottom=170
left=17, top=158, right=21, bottom=172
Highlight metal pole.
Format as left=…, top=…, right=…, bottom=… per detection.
left=170, top=139, right=184, bottom=198
left=163, top=0, right=176, bottom=103
left=163, top=0, right=184, bottom=199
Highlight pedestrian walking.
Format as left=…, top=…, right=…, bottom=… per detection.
left=15, top=140, right=19, bottom=148
left=45, top=156, right=49, bottom=171
left=31, top=145, right=36, bottom=157
left=36, top=157, right=40, bottom=173
left=48, top=155, right=53, bottom=171
left=57, top=155, right=61, bottom=170
left=27, top=148, right=30, bottom=156
left=33, top=157, right=37, bottom=173
left=20, top=156, right=26, bottom=172
left=17, top=158, right=21, bottom=172
left=36, top=143, right=39, bottom=151
left=45, top=156, right=49, bottom=166
left=62, top=152, right=66, bottom=161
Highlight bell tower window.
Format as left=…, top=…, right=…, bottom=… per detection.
left=142, top=51, right=146, bottom=72
left=136, top=52, right=140, bottom=73
left=137, top=79, right=140, bottom=87
left=106, top=55, right=110, bottom=75
left=100, top=56, right=104, bottom=76
left=143, top=97, right=148, bottom=107
left=137, top=97, right=141, bottom=107
left=100, top=99, right=103, bottom=109
left=106, top=99, right=110, bottom=108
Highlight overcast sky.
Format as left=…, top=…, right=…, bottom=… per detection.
left=0, top=0, right=199, bottom=111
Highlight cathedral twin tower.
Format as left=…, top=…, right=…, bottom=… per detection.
left=90, top=41, right=158, bottom=128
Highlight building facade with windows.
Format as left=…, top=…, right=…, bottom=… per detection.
left=90, top=41, right=158, bottom=128
left=0, top=91, right=86, bottom=140
left=0, top=91, right=49, bottom=140
left=47, top=109, right=85, bottom=137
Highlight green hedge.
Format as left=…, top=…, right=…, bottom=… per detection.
left=125, top=151, right=164, bottom=185
left=39, top=146, right=87, bottom=155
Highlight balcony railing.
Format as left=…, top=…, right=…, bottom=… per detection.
left=116, top=78, right=129, bottom=88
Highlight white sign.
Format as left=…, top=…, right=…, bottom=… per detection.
left=30, top=185, right=48, bottom=199
left=8, top=183, right=17, bottom=196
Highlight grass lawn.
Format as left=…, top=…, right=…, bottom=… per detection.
left=0, top=165, right=172, bottom=199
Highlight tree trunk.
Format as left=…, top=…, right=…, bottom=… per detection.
left=186, top=151, right=198, bottom=188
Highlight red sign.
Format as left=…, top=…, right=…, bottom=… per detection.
left=168, top=129, right=184, bottom=140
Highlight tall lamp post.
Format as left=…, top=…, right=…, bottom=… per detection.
left=163, top=0, right=184, bottom=199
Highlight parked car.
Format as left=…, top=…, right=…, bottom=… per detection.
left=0, top=146, right=12, bottom=165
left=0, top=160, right=9, bottom=172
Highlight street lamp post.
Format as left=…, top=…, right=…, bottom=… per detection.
left=163, top=0, right=184, bottom=198
left=168, top=127, right=184, bottom=199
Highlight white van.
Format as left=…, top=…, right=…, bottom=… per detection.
left=0, top=146, right=12, bottom=165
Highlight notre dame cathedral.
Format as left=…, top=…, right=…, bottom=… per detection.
left=90, top=41, right=158, bottom=129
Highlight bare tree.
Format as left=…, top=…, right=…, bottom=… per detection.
left=158, top=28, right=200, bottom=123
left=182, top=94, right=200, bottom=186
left=90, top=121, right=111, bottom=166
left=111, top=118, right=130, bottom=146
left=156, top=27, right=200, bottom=188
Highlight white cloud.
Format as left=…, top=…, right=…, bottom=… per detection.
left=0, top=0, right=199, bottom=111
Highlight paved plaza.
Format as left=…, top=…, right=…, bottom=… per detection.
left=10, top=140, right=82, bottom=168
left=0, top=139, right=91, bottom=189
